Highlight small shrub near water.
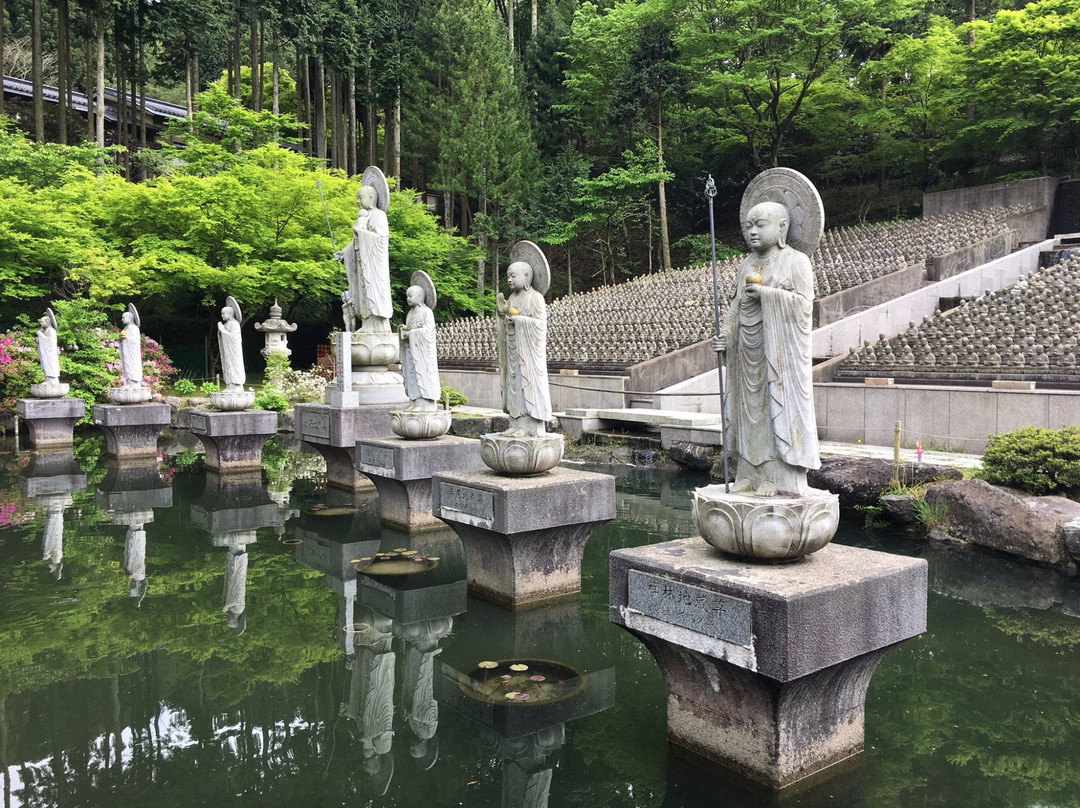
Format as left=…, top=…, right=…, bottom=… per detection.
left=978, top=425, right=1080, bottom=496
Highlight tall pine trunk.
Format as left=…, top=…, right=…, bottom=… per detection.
left=249, top=15, right=260, bottom=111
left=314, top=50, right=327, bottom=161
left=657, top=106, right=672, bottom=271
left=347, top=73, right=357, bottom=176
left=96, top=10, right=106, bottom=148
left=271, top=28, right=280, bottom=115
left=58, top=0, right=70, bottom=144
left=391, top=93, right=401, bottom=182
left=232, top=0, right=242, bottom=102
left=31, top=0, right=44, bottom=142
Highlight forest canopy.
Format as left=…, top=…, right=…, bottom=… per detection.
left=5, top=0, right=1078, bottom=306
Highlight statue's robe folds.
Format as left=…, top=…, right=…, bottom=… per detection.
left=119, top=324, right=142, bottom=386
left=402, top=305, right=440, bottom=402
left=497, top=287, right=552, bottom=423
left=36, top=327, right=59, bottom=383
left=722, top=246, right=820, bottom=472
left=345, top=208, right=393, bottom=322
left=218, top=320, right=245, bottom=388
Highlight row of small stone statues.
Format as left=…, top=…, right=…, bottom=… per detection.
left=434, top=206, right=1028, bottom=370
left=839, top=256, right=1080, bottom=377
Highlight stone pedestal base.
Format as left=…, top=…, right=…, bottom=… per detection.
left=181, top=408, right=277, bottom=473
left=294, top=403, right=401, bottom=490
left=609, top=540, right=927, bottom=788
left=16, top=397, right=86, bottom=448
left=432, top=467, right=615, bottom=607
left=692, top=486, right=840, bottom=561
left=92, top=402, right=172, bottom=459
left=355, top=436, right=485, bottom=531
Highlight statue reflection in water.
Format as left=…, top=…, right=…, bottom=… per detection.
left=340, top=608, right=455, bottom=790
left=221, top=530, right=256, bottom=635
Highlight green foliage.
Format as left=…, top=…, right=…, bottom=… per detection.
left=253, top=390, right=289, bottom=412
left=200, top=381, right=219, bottom=396
left=913, top=496, right=949, bottom=528
left=174, top=378, right=197, bottom=396
left=440, top=385, right=468, bottom=407
left=978, top=425, right=1080, bottom=495
left=962, top=0, right=1080, bottom=175
left=673, top=233, right=742, bottom=266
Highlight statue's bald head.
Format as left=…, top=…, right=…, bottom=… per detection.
left=744, top=201, right=790, bottom=251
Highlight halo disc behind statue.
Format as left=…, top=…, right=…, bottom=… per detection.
left=739, top=168, right=825, bottom=256
left=508, top=240, right=551, bottom=296
left=127, top=302, right=141, bottom=328
left=225, top=295, right=242, bottom=323
left=410, top=270, right=437, bottom=310
left=362, top=165, right=391, bottom=212
left=45, top=307, right=57, bottom=331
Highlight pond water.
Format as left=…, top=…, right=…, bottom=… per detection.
left=1, top=436, right=1079, bottom=808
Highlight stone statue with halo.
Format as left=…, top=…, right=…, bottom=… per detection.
left=390, top=270, right=452, bottom=439
left=108, top=303, right=152, bottom=404
left=212, top=296, right=255, bottom=411
left=480, top=241, right=563, bottom=475
left=32, top=307, right=67, bottom=398
left=695, top=168, right=838, bottom=560
left=329, top=166, right=406, bottom=405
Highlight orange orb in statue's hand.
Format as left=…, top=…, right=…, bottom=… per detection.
left=745, top=273, right=763, bottom=285
left=508, top=307, right=519, bottom=316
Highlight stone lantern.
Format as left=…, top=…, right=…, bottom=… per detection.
left=254, top=300, right=297, bottom=358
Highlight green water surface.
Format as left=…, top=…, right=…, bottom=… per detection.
left=0, top=437, right=1078, bottom=807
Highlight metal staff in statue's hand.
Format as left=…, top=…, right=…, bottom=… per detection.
left=705, top=175, right=730, bottom=493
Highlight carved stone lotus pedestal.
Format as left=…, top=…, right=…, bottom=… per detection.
left=348, top=331, right=408, bottom=406
left=692, top=486, right=840, bottom=561
left=16, top=397, right=86, bottom=448
left=92, top=401, right=172, bottom=459
left=181, top=408, right=277, bottom=473
left=107, top=386, right=152, bottom=405
left=432, top=466, right=614, bottom=607
left=30, top=382, right=69, bottom=399
left=389, top=409, right=452, bottom=440
left=209, top=390, right=255, bottom=411
left=609, top=539, right=927, bottom=788
left=478, top=433, right=564, bottom=476
left=355, top=435, right=486, bottom=532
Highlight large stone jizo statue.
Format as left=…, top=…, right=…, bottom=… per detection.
left=697, top=168, right=838, bottom=560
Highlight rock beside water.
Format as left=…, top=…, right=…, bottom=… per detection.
left=808, top=457, right=962, bottom=509
left=925, top=479, right=1080, bottom=567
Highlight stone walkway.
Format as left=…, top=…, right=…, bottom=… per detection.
left=819, top=440, right=982, bottom=470
left=458, top=407, right=984, bottom=471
